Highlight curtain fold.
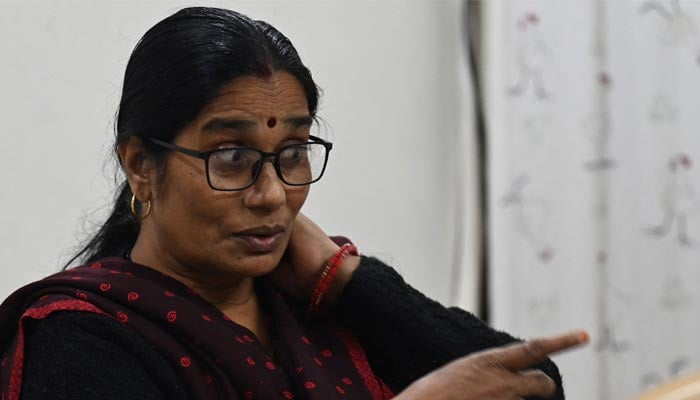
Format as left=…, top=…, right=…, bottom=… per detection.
left=483, top=1, right=700, bottom=399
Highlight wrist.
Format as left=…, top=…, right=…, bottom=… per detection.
left=307, top=244, right=359, bottom=312
left=322, top=254, right=360, bottom=307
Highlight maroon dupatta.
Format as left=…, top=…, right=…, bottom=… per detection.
left=0, top=257, right=394, bottom=400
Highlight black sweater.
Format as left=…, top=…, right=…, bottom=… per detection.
left=19, top=257, right=564, bottom=399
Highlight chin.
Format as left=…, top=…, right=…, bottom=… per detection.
left=231, top=253, right=283, bottom=277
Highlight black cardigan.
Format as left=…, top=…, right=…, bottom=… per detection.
left=19, top=257, right=564, bottom=399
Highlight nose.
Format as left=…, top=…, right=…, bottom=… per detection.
left=242, top=160, right=286, bottom=211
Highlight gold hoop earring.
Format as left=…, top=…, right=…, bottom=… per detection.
left=130, top=194, right=152, bottom=220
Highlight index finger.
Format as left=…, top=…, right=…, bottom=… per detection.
left=486, top=330, right=589, bottom=371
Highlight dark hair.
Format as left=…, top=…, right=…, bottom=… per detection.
left=65, top=7, right=320, bottom=267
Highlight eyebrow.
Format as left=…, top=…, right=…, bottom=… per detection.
left=201, top=115, right=313, bottom=133
left=284, top=115, right=313, bottom=129
left=202, top=118, right=256, bottom=132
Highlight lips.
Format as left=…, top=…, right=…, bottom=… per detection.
left=234, top=225, right=286, bottom=236
left=232, top=225, right=286, bottom=253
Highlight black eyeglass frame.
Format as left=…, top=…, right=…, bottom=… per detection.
left=144, top=135, right=333, bottom=191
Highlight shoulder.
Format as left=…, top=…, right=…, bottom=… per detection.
left=25, top=310, right=148, bottom=357
left=21, top=311, right=189, bottom=400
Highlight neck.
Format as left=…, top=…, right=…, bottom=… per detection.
left=129, top=234, right=272, bottom=349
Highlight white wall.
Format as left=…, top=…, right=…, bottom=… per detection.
left=0, top=1, right=478, bottom=310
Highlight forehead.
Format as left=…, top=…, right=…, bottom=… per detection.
left=196, top=71, right=309, bottom=121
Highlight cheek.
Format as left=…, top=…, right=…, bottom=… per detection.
left=286, top=186, right=310, bottom=212
left=154, top=162, right=227, bottom=236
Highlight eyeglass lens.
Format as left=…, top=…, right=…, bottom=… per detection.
left=207, top=143, right=326, bottom=190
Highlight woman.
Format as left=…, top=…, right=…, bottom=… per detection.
left=0, top=7, right=587, bottom=400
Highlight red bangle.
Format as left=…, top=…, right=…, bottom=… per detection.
left=308, top=243, right=358, bottom=312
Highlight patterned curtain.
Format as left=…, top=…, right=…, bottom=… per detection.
left=484, top=1, right=700, bottom=399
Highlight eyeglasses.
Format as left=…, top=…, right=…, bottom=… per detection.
left=144, top=135, right=332, bottom=191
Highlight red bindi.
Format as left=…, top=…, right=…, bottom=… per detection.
left=267, top=117, right=277, bottom=128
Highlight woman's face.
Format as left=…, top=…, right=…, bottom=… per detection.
left=146, top=71, right=311, bottom=280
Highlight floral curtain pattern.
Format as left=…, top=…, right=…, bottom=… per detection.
left=484, top=1, right=700, bottom=399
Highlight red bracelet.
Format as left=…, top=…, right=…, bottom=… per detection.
left=308, top=243, right=358, bottom=312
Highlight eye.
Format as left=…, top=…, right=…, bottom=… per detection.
left=279, top=145, right=309, bottom=169
left=230, top=150, right=244, bottom=163
left=209, top=148, right=257, bottom=176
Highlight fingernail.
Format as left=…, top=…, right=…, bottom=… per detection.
left=577, top=331, right=590, bottom=343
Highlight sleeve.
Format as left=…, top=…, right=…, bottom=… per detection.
left=331, top=256, right=565, bottom=400
left=20, top=311, right=191, bottom=400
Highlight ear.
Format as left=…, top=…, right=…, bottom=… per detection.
left=118, top=136, right=156, bottom=201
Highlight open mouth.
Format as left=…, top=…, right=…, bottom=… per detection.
left=232, top=226, right=286, bottom=253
